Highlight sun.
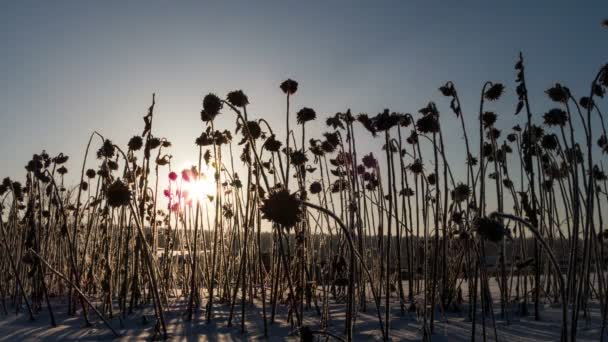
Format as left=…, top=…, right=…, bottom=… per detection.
left=170, top=162, right=217, bottom=205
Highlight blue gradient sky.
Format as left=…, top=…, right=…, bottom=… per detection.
left=1, top=1, right=607, bottom=189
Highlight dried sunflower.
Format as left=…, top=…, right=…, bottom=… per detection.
left=260, top=189, right=302, bottom=229
left=451, top=183, right=471, bottom=203
left=474, top=216, right=508, bottom=243
left=106, top=179, right=131, bottom=207
left=543, top=108, right=568, bottom=126
left=201, top=93, right=222, bottom=121
left=545, top=84, right=569, bottom=103
left=297, top=107, right=316, bottom=124
left=309, top=181, right=323, bottom=194
left=484, top=83, right=505, bottom=101
left=226, top=90, right=249, bottom=108
left=280, top=79, right=298, bottom=95
left=128, top=136, right=143, bottom=151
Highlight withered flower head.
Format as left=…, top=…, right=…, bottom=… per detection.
left=362, top=153, right=378, bottom=169
left=97, top=140, right=115, bottom=159
left=297, top=107, right=317, bottom=124
left=579, top=97, right=594, bottom=110
left=427, top=173, right=436, bottom=185
left=54, top=153, right=69, bottom=164
left=128, top=136, right=144, bottom=151
left=372, top=109, right=400, bottom=132
left=451, top=183, right=471, bottom=203
left=598, top=134, right=608, bottom=153
left=260, top=189, right=302, bottom=230
left=106, top=179, right=131, bottom=207
left=545, top=83, right=570, bottom=103
left=326, top=113, right=345, bottom=130
left=400, top=187, right=414, bottom=197
left=482, top=111, right=497, bottom=128
left=399, top=113, right=412, bottom=127
left=226, top=90, right=249, bottom=107
left=195, top=131, right=214, bottom=146
left=12, top=181, right=23, bottom=199
left=416, top=114, right=439, bottom=134
left=263, top=134, right=282, bottom=152
left=593, top=165, right=607, bottom=181
left=57, top=166, right=68, bottom=175
left=474, top=216, right=508, bottom=243
left=406, top=130, right=418, bottom=145
left=148, top=137, right=161, bottom=150
left=321, top=140, right=335, bottom=153
left=238, top=121, right=262, bottom=142
left=107, top=160, right=119, bottom=170
left=280, top=79, right=298, bottom=95
left=323, top=132, right=340, bottom=147
left=290, top=150, right=308, bottom=166
left=86, top=169, right=96, bottom=179
left=484, top=83, right=505, bottom=101
left=541, top=134, right=559, bottom=151
left=309, top=181, right=322, bottom=194
left=201, top=93, right=222, bottom=121
left=543, top=108, right=568, bottom=126
left=409, top=159, right=424, bottom=174
left=439, top=83, right=455, bottom=97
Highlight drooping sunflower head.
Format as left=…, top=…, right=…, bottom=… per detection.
left=106, top=179, right=131, bottom=208
left=260, top=189, right=302, bottom=230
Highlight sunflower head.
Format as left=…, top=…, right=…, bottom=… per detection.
left=226, top=90, right=249, bottom=108
left=543, top=108, right=568, bottom=126
left=416, top=114, right=440, bottom=134
left=97, top=140, right=115, bottom=159
left=409, top=159, right=424, bottom=174
left=290, top=150, right=308, bottom=166
left=484, top=83, right=505, bottom=101
left=106, top=179, right=131, bottom=207
left=263, top=134, right=282, bottom=152
left=280, top=79, right=298, bottom=95
left=297, top=107, right=317, bottom=124
left=541, top=134, right=559, bottom=151
left=128, top=136, right=143, bottom=151
left=451, top=183, right=471, bottom=203
left=260, top=189, right=302, bottom=230
left=309, top=181, right=323, bottom=194
left=474, top=216, right=508, bottom=243
left=362, top=153, right=378, bottom=169
left=86, top=169, right=96, bottom=179
left=545, top=84, right=570, bottom=103
left=201, top=93, right=223, bottom=121
left=482, top=111, right=497, bottom=128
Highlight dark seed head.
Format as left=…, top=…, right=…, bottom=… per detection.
left=280, top=79, right=298, bottom=95
left=474, top=216, right=508, bottom=243
left=296, top=107, right=317, bottom=124
left=260, top=189, right=302, bottom=230
left=106, top=179, right=131, bottom=207
left=226, top=90, right=249, bottom=108
left=201, top=93, right=222, bottom=121
left=484, top=83, right=505, bottom=101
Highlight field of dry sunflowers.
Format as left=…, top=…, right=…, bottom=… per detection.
left=1, top=46, right=608, bottom=341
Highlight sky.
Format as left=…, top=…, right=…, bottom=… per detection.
left=1, top=1, right=607, bottom=202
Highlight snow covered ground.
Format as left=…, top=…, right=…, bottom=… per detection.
left=0, top=281, right=605, bottom=341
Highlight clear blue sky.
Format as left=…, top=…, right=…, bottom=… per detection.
left=1, top=1, right=606, bottom=188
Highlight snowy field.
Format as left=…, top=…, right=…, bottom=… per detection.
left=0, top=280, right=605, bottom=341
